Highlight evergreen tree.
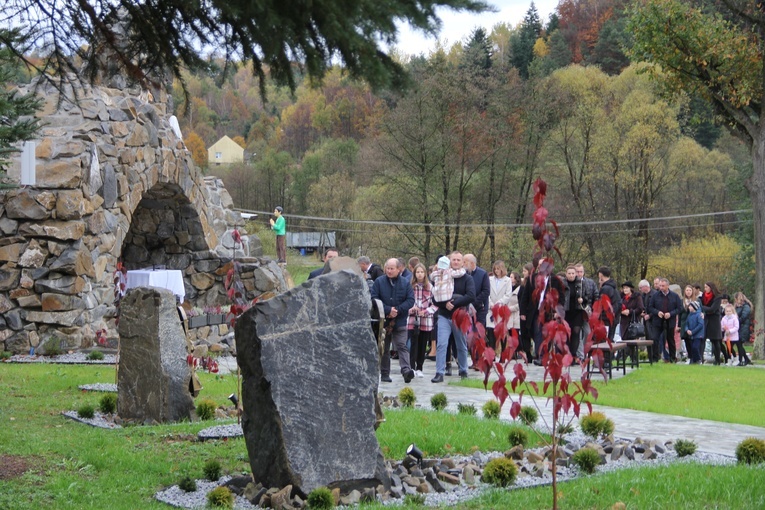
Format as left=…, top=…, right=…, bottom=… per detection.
left=460, top=27, right=493, bottom=77
left=588, top=17, right=630, bottom=75
left=531, top=29, right=572, bottom=77
left=2, top=0, right=489, bottom=100
left=0, top=28, right=42, bottom=176
left=509, top=2, right=543, bottom=79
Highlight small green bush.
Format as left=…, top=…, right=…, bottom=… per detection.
left=43, top=338, right=62, bottom=356
left=196, top=399, right=217, bottom=421
left=206, top=486, right=234, bottom=508
left=519, top=405, right=539, bottom=426
left=77, top=403, right=95, bottom=419
left=430, top=392, right=447, bottom=411
left=507, top=425, right=529, bottom=447
left=457, top=403, right=477, bottom=415
left=482, top=400, right=500, bottom=419
left=178, top=476, right=197, bottom=492
left=579, top=411, right=615, bottom=438
left=481, top=457, right=518, bottom=487
left=404, top=493, right=426, bottom=506
left=306, top=486, right=334, bottom=509
left=674, top=439, right=698, bottom=458
left=203, top=459, right=222, bottom=481
left=86, top=350, right=104, bottom=360
left=398, top=387, right=416, bottom=408
left=735, top=437, right=765, bottom=465
left=98, top=393, right=117, bottom=414
left=572, top=447, right=601, bottom=474
left=557, top=421, right=575, bottom=435
left=0, top=351, right=12, bottom=360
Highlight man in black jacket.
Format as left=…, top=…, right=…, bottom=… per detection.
left=431, top=251, right=476, bottom=383
left=647, top=277, right=683, bottom=362
left=522, top=254, right=566, bottom=365
left=357, top=256, right=384, bottom=282
left=371, top=258, right=415, bottom=383
left=597, top=266, right=621, bottom=342
left=464, top=254, right=490, bottom=327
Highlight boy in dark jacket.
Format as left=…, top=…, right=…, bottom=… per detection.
left=684, top=301, right=705, bottom=364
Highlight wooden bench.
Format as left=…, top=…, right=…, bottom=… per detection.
left=621, top=339, right=654, bottom=368
left=587, top=342, right=627, bottom=379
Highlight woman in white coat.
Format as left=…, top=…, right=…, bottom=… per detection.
left=487, top=260, right=514, bottom=355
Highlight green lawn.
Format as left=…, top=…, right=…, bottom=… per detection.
left=454, top=362, right=765, bottom=427
left=0, top=364, right=540, bottom=509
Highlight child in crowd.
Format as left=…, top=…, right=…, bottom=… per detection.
left=684, top=301, right=705, bottom=364
left=408, top=263, right=437, bottom=377
left=722, top=303, right=751, bottom=367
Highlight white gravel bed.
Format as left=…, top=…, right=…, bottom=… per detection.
left=62, top=410, right=122, bottom=429
left=7, top=353, right=118, bottom=364
left=198, top=423, right=244, bottom=440
left=78, top=383, right=118, bottom=392
left=152, top=446, right=738, bottom=509
left=155, top=476, right=256, bottom=509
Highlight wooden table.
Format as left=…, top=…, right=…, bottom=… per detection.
left=587, top=342, right=627, bottom=379
left=621, top=339, right=654, bottom=368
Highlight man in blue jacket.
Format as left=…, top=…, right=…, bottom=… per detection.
left=371, top=258, right=415, bottom=383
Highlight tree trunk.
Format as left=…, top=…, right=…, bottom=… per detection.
left=749, top=132, right=765, bottom=360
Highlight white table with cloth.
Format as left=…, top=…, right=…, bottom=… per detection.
left=125, top=269, right=186, bottom=303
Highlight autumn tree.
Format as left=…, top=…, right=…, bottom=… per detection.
left=627, top=0, right=765, bottom=359
left=184, top=131, right=208, bottom=169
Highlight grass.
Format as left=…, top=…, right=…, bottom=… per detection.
left=453, top=362, right=765, bottom=427
left=0, top=364, right=539, bottom=509
left=247, top=221, right=321, bottom=286
left=429, top=462, right=764, bottom=509
left=376, top=408, right=543, bottom=459
left=0, top=364, right=248, bottom=510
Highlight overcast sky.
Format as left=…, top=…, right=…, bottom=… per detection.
left=393, top=0, right=559, bottom=56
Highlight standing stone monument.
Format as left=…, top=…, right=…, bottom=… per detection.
left=117, top=287, right=194, bottom=423
left=236, top=270, right=389, bottom=496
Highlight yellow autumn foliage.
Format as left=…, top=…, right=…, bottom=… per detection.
left=533, top=37, right=549, bottom=58
left=648, top=234, right=739, bottom=289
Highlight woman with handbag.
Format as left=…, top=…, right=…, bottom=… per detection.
left=619, top=281, right=644, bottom=340
left=701, top=282, right=727, bottom=365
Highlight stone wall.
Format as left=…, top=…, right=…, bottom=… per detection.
left=0, top=76, right=272, bottom=354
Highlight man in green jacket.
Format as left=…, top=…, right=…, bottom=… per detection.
left=270, top=206, right=286, bottom=264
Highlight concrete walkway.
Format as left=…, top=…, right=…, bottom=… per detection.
left=219, top=355, right=765, bottom=457
left=377, top=360, right=765, bottom=457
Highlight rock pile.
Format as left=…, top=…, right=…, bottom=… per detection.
left=203, top=433, right=678, bottom=508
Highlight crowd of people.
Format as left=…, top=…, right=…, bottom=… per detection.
left=311, top=249, right=754, bottom=383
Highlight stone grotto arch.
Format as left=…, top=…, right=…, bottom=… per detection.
left=0, top=76, right=285, bottom=355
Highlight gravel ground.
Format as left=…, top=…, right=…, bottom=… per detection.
left=155, top=476, right=257, bottom=509
left=198, top=424, right=243, bottom=440
left=78, top=383, right=118, bottom=392
left=62, top=410, right=122, bottom=429
left=6, top=353, right=118, bottom=364
left=152, top=438, right=736, bottom=509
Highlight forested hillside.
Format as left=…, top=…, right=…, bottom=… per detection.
left=172, top=0, right=753, bottom=293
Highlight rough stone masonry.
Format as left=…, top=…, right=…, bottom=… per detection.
left=235, top=270, right=389, bottom=497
